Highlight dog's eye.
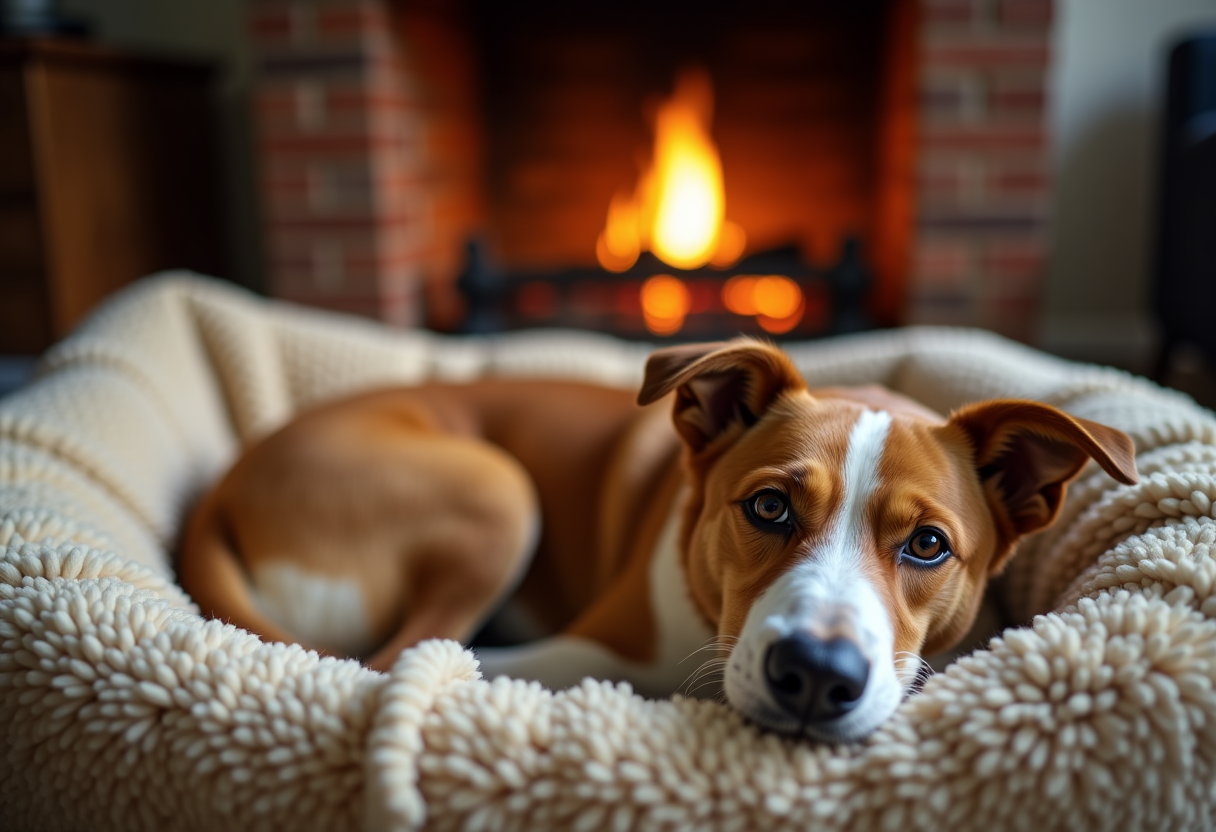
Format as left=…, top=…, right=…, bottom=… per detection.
left=901, top=527, right=951, bottom=566
left=745, top=491, right=790, bottom=527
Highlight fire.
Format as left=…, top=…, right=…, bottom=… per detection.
left=723, top=275, right=805, bottom=334
left=597, top=68, right=745, bottom=274
left=640, top=275, right=692, bottom=335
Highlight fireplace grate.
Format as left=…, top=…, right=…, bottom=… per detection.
left=457, top=237, right=873, bottom=341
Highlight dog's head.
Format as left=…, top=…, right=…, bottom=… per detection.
left=639, top=339, right=1138, bottom=742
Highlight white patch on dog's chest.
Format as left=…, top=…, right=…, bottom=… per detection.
left=251, top=562, right=376, bottom=656
left=646, top=490, right=718, bottom=691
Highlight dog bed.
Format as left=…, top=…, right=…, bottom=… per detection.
left=2, top=273, right=1215, bottom=831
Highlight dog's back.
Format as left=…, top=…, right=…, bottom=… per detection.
left=178, top=379, right=672, bottom=668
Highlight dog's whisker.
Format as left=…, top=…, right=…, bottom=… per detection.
left=680, top=656, right=715, bottom=681
left=892, top=651, right=935, bottom=695
left=679, top=662, right=716, bottom=689
left=685, top=672, right=727, bottom=698
left=686, top=666, right=725, bottom=685
left=679, top=658, right=730, bottom=695
left=681, top=658, right=729, bottom=687
left=677, top=636, right=736, bottom=665
left=687, top=681, right=725, bottom=699
left=678, top=644, right=729, bottom=664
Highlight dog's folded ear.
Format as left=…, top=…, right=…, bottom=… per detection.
left=946, top=400, right=1139, bottom=548
left=638, top=338, right=807, bottom=453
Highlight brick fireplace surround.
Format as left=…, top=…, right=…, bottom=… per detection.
left=248, top=0, right=1053, bottom=341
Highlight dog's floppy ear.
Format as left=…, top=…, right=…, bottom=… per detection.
left=946, top=400, right=1138, bottom=553
left=637, top=338, right=807, bottom=453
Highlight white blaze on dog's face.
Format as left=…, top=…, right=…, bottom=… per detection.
left=639, top=340, right=1138, bottom=743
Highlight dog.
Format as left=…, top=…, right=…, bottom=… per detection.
left=178, top=338, right=1138, bottom=742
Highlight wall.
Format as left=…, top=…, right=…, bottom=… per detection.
left=1041, top=0, right=1216, bottom=368
left=906, top=0, right=1055, bottom=344
left=58, top=0, right=264, bottom=291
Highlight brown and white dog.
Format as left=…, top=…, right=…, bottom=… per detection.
left=179, top=339, right=1138, bottom=742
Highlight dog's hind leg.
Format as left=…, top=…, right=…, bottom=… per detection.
left=361, top=435, right=541, bottom=672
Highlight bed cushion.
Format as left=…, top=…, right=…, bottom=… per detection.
left=2, top=273, right=1215, bottom=831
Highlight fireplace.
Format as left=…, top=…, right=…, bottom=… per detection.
left=249, top=0, right=1053, bottom=342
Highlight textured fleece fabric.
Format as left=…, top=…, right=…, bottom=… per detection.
left=2, top=274, right=1215, bottom=831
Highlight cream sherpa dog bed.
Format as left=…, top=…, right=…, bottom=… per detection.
left=3, top=273, right=1216, bottom=831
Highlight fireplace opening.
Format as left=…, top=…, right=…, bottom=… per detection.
left=444, top=0, right=916, bottom=339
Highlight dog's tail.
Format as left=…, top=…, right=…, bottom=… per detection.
left=177, top=494, right=312, bottom=653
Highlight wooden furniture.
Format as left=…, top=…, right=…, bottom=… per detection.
left=0, top=38, right=223, bottom=353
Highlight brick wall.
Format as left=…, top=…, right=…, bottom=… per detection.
left=906, top=0, right=1053, bottom=341
left=248, top=0, right=482, bottom=327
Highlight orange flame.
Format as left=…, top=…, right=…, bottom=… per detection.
left=640, top=275, right=692, bottom=335
left=722, top=274, right=805, bottom=334
left=597, top=68, right=746, bottom=274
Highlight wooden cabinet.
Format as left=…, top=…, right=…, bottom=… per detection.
left=0, top=38, right=223, bottom=353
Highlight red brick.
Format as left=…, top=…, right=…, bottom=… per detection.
left=923, top=39, right=1051, bottom=68
left=268, top=226, right=375, bottom=255
left=982, top=239, right=1047, bottom=283
left=269, top=267, right=321, bottom=296
left=903, top=291, right=978, bottom=326
left=379, top=290, right=423, bottom=328
left=249, top=8, right=298, bottom=46
left=919, top=74, right=978, bottom=121
left=921, top=124, right=1046, bottom=151
left=376, top=231, right=430, bottom=265
left=997, top=0, right=1054, bottom=29
left=266, top=214, right=405, bottom=231
left=257, top=131, right=369, bottom=159
left=921, top=0, right=979, bottom=27
left=274, top=289, right=406, bottom=319
left=912, top=238, right=976, bottom=287
left=258, top=131, right=409, bottom=158
left=917, top=170, right=969, bottom=204
left=342, top=257, right=427, bottom=288
left=988, top=74, right=1047, bottom=118
left=302, top=160, right=374, bottom=211
left=376, top=186, right=430, bottom=220
left=255, top=88, right=300, bottom=116
left=255, top=85, right=340, bottom=135
left=986, top=165, right=1049, bottom=198
left=261, top=174, right=311, bottom=204
left=316, top=2, right=390, bottom=44
left=326, top=87, right=412, bottom=115
left=270, top=237, right=411, bottom=297
left=255, top=110, right=368, bottom=141
left=373, top=171, right=429, bottom=197
left=347, top=241, right=427, bottom=264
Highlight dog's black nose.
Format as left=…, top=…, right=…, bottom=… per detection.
left=764, top=633, right=870, bottom=723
